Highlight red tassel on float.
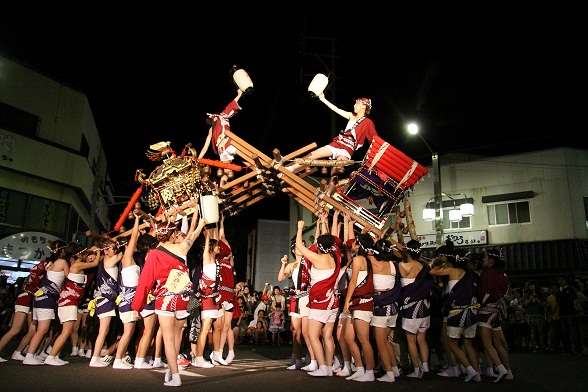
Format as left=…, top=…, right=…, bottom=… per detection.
left=114, top=187, right=143, bottom=231
left=196, top=158, right=243, bottom=172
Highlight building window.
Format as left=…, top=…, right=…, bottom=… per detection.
left=584, top=197, right=588, bottom=231
left=446, top=210, right=471, bottom=230
left=80, top=134, right=89, bottom=159
left=487, top=201, right=530, bottom=225
left=431, top=208, right=472, bottom=231
left=0, top=101, right=39, bottom=137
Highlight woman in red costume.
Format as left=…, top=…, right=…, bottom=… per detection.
left=211, top=214, right=237, bottom=365
left=0, top=240, right=66, bottom=362
left=295, top=219, right=341, bottom=377
left=343, top=234, right=376, bottom=382
left=287, top=94, right=378, bottom=194
left=199, top=89, right=243, bottom=186
left=132, top=210, right=206, bottom=387
left=192, top=226, right=222, bottom=368
left=45, top=244, right=100, bottom=365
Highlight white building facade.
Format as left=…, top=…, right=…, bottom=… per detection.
left=0, top=54, right=114, bottom=279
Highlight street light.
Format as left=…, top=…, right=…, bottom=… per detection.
left=407, top=122, right=443, bottom=246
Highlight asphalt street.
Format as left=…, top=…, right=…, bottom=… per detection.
left=0, top=342, right=586, bottom=392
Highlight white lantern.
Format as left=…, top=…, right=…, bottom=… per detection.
left=231, top=66, right=254, bottom=95
left=308, top=73, right=329, bottom=98
left=200, top=193, right=219, bottom=224
left=422, top=208, right=436, bottom=221
left=449, top=209, right=462, bottom=222
left=460, top=203, right=474, bottom=217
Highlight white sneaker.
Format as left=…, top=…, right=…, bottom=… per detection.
left=85, top=350, right=92, bottom=359
left=0, top=357, right=7, bottom=363
left=134, top=361, right=153, bottom=369
left=113, top=358, right=133, bottom=369
left=11, top=351, right=25, bottom=361
left=210, top=352, right=227, bottom=366
left=89, top=355, right=113, bottom=367
left=77, top=349, right=86, bottom=357
left=225, top=350, right=235, bottom=364
left=70, top=347, right=79, bottom=356
left=23, top=355, right=45, bottom=366
left=192, top=356, right=214, bottom=368
left=151, top=358, right=168, bottom=368
left=45, top=356, right=69, bottom=366
left=164, top=373, right=182, bottom=387
left=36, top=352, right=48, bottom=361
left=123, top=355, right=133, bottom=366
left=99, top=355, right=114, bottom=366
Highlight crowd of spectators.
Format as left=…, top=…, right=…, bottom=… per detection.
left=504, top=276, right=587, bottom=355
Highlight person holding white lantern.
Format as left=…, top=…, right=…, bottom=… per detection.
left=199, top=89, right=243, bottom=186
left=287, top=93, right=378, bottom=195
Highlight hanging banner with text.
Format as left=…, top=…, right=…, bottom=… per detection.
left=405, top=230, right=488, bottom=249
left=0, top=231, right=63, bottom=262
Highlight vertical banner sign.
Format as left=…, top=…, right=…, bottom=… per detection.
left=42, top=200, right=53, bottom=231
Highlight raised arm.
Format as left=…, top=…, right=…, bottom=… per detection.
left=277, top=255, right=292, bottom=282
left=234, top=88, right=243, bottom=103
left=198, top=127, right=213, bottom=159
left=319, top=210, right=329, bottom=236
left=185, top=205, right=201, bottom=239
left=218, top=213, right=226, bottom=241
left=122, top=214, right=141, bottom=268
left=296, top=220, right=322, bottom=265
left=343, top=211, right=351, bottom=242
left=331, top=209, right=340, bottom=237
left=345, top=211, right=356, bottom=244
left=318, top=93, right=352, bottom=119
left=79, top=248, right=101, bottom=271
left=262, top=284, right=270, bottom=298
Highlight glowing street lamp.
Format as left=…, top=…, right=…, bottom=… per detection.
left=407, top=122, right=443, bottom=246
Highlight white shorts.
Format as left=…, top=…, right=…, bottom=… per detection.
left=371, top=314, right=398, bottom=329
left=219, top=145, right=237, bottom=162
left=98, top=309, right=117, bottom=319
left=448, top=324, right=477, bottom=339
left=308, top=308, right=338, bottom=324
left=58, top=306, right=79, bottom=323
left=14, top=305, right=31, bottom=314
left=402, top=316, right=430, bottom=334
left=140, top=308, right=155, bottom=318
left=326, top=145, right=352, bottom=160
left=478, top=322, right=502, bottom=331
left=338, top=310, right=350, bottom=320
left=33, top=307, right=55, bottom=321
left=222, top=301, right=234, bottom=312
left=120, top=310, right=138, bottom=323
left=352, top=310, right=373, bottom=324
left=155, top=309, right=190, bottom=320
left=201, top=308, right=223, bottom=320
left=299, top=296, right=310, bottom=318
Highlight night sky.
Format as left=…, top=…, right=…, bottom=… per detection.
left=1, top=2, right=587, bottom=270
